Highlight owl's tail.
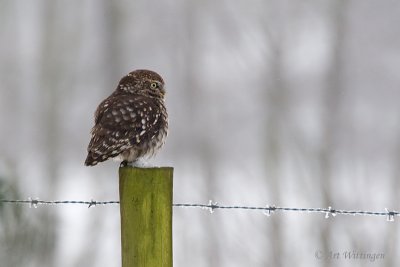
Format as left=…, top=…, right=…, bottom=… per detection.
left=84, top=152, right=99, bottom=166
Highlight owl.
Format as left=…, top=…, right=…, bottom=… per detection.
left=84, top=69, right=168, bottom=167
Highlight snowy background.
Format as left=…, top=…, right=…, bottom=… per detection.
left=1, top=0, right=400, bottom=266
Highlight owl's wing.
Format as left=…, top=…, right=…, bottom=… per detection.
left=85, top=94, right=161, bottom=164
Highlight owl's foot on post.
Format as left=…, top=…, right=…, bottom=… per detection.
left=127, top=159, right=154, bottom=168
left=119, top=159, right=154, bottom=168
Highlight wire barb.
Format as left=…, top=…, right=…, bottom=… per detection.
left=263, top=205, right=276, bottom=216
left=325, top=206, right=337, bottom=219
left=207, top=200, right=218, bottom=214
left=385, top=208, right=396, bottom=222
left=88, top=199, right=96, bottom=208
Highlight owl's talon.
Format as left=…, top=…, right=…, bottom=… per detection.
left=120, top=161, right=128, bottom=167
left=131, top=159, right=153, bottom=168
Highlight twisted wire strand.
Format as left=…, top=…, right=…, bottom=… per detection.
left=0, top=198, right=398, bottom=220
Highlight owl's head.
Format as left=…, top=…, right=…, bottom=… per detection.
left=117, top=69, right=165, bottom=98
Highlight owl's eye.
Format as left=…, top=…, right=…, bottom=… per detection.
left=150, top=82, right=158, bottom=89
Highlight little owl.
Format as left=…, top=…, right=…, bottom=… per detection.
left=84, top=69, right=168, bottom=167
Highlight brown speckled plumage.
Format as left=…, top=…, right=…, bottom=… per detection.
left=84, top=69, right=168, bottom=166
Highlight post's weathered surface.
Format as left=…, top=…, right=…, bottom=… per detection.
left=119, top=167, right=173, bottom=267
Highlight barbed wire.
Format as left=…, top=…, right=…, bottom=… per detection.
left=0, top=198, right=398, bottom=221
left=0, top=198, right=119, bottom=208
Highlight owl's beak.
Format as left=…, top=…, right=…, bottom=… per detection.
left=160, top=86, right=166, bottom=97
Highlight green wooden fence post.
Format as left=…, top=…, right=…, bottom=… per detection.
left=119, top=167, right=173, bottom=267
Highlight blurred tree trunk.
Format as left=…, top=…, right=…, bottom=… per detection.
left=75, top=1, right=124, bottom=266
left=0, top=1, right=22, bottom=159
left=262, top=10, right=289, bottom=265
left=318, top=1, right=348, bottom=267
left=263, top=46, right=286, bottom=267
left=182, top=2, right=222, bottom=265
left=37, top=2, right=65, bottom=265
left=384, top=125, right=400, bottom=267
left=181, top=1, right=202, bottom=147
left=100, top=0, right=124, bottom=86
